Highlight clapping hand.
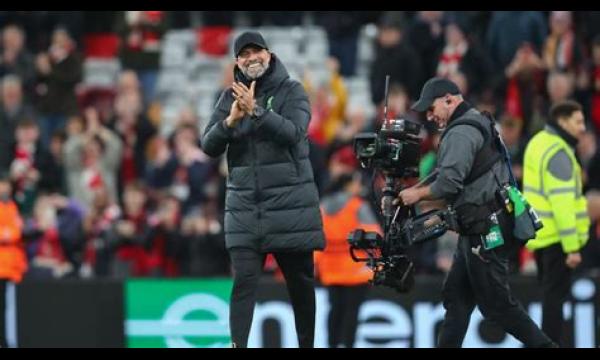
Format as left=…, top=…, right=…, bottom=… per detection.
left=225, top=100, right=245, bottom=128
left=232, top=81, right=256, bottom=115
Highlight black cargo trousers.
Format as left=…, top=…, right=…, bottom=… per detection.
left=437, top=212, right=555, bottom=348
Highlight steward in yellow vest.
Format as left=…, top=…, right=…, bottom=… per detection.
left=522, top=100, right=590, bottom=345
left=524, top=132, right=589, bottom=253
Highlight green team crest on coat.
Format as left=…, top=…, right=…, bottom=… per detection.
left=266, top=96, right=274, bottom=111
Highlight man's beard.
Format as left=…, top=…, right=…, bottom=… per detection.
left=242, top=60, right=269, bottom=80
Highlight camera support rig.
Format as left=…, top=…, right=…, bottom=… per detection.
left=348, top=170, right=458, bottom=293
left=348, top=75, right=458, bottom=293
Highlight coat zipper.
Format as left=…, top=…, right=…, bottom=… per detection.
left=251, top=135, right=262, bottom=237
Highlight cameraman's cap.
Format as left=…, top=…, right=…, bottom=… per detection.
left=411, top=77, right=461, bottom=112
left=234, top=31, right=269, bottom=57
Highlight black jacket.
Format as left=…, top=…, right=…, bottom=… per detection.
left=35, top=52, right=82, bottom=116
left=201, top=55, right=324, bottom=252
left=0, top=104, right=37, bottom=169
left=370, top=41, right=423, bottom=104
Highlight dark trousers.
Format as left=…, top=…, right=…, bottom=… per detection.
left=0, top=280, right=6, bottom=348
left=327, top=285, right=368, bottom=348
left=534, top=243, right=572, bottom=346
left=437, top=236, right=553, bottom=348
left=229, top=248, right=316, bottom=348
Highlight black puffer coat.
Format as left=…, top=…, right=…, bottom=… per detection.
left=201, top=55, right=324, bottom=252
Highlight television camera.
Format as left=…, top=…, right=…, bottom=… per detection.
left=348, top=76, right=458, bottom=293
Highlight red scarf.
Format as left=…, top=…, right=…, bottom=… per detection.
left=436, top=42, right=468, bottom=78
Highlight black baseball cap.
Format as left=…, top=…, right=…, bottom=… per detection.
left=411, top=77, right=461, bottom=112
left=234, top=31, right=269, bottom=57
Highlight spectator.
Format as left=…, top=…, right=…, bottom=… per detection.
left=0, top=74, right=36, bottom=169
left=370, top=13, right=423, bottom=105
left=24, top=193, right=84, bottom=279
left=407, top=11, right=446, bottom=79
left=34, top=26, right=83, bottom=146
left=368, top=84, right=418, bottom=133
left=104, top=181, right=152, bottom=277
left=435, top=15, right=495, bottom=102
left=456, top=11, right=491, bottom=46
left=9, top=118, right=59, bottom=215
left=45, top=130, right=67, bottom=194
left=547, top=71, right=576, bottom=105
left=178, top=201, right=229, bottom=277
left=486, top=11, right=547, bottom=73
left=63, top=106, right=122, bottom=211
left=0, top=12, right=53, bottom=53
left=116, top=69, right=142, bottom=97
left=43, top=13, right=84, bottom=49
left=543, top=11, right=585, bottom=75
left=315, top=11, right=365, bottom=77
left=116, top=11, right=167, bottom=104
left=503, top=42, right=546, bottom=136
left=146, top=124, right=215, bottom=215
left=532, top=71, right=577, bottom=135
left=108, top=88, right=157, bottom=196
left=327, top=102, right=370, bottom=160
left=306, top=57, right=348, bottom=149
left=51, top=193, right=85, bottom=276
left=324, top=146, right=359, bottom=194
left=144, top=194, right=182, bottom=277
left=81, top=183, right=120, bottom=277
left=0, top=24, right=35, bottom=95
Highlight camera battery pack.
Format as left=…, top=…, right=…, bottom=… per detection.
left=483, top=212, right=504, bottom=250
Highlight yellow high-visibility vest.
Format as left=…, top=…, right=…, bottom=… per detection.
left=522, top=128, right=590, bottom=252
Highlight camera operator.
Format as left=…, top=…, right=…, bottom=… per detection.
left=396, top=77, right=556, bottom=348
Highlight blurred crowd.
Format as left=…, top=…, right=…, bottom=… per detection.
left=1, top=11, right=600, bottom=280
